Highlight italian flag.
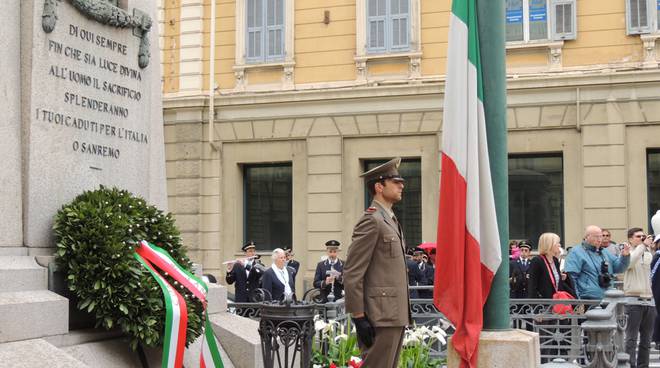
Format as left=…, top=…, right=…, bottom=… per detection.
left=433, top=0, right=502, bottom=367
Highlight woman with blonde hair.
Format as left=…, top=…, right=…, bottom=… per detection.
left=527, top=232, right=575, bottom=299
left=527, top=232, right=576, bottom=362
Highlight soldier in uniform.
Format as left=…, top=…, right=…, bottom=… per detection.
left=418, top=250, right=435, bottom=299
left=225, top=241, right=265, bottom=302
left=313, top=240, right=345, bottom=303
left=406, top=248, right=424, bottom=298
left=509, top=240, right=532, bottom=298
left=344, top=157, right=411, bottom=368
left=284, top=247, right=300, bottom=277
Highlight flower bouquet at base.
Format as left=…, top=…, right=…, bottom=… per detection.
left=398, top=324, right=448, bottom=368
left=312, top=316, right=362, bottom=368
left=311, top=314, right=450, bottom=368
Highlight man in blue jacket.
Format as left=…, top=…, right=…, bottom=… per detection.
left=565, top=225, right=631, bottom=300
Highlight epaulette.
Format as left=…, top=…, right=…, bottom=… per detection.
left=365, top=206, right=377, bottom=214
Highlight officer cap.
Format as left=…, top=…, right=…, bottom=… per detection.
left=518, top=240, right=532, bottom=250
left=360, top=157, right=405, bottom=183
left=325, top=240, right=340, bottom=250
left=283, top=247, right=294, bottom=255
left=242, top=241, right=256, bottom=252
left=412, top=247, right=425, bottom=255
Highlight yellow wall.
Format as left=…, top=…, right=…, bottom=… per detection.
left=420, top=0, right=450, bottom=76
left=162, top=0, right=181, bottom=93
left=563, top=0, right=641, bottom=66
left=202, top=0, right=237, bottom=91
left=175, top=0, right=651, bottom=94
left=295, top=1, right=356, bottom=83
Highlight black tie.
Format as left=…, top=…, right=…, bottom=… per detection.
left=246, top=263, right=252, bottom=271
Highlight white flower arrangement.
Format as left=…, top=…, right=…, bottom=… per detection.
left=312, top=315, right=450, bottom=368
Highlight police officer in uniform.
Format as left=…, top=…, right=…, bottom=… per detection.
left=313, top=240, right=345, bottom=303
left=225, top=241, right=265, bottom=302
left=344, top=157, right=411, bottom=368
left=509, top=241, right=532, bottom=298
left=284, top=247, right=300, bottom=277
left=406, top=248, right=424, bottom=298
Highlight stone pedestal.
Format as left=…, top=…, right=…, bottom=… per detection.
left=447, top=329, right=540, bottom=368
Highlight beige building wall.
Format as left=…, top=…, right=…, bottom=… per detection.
left=161, top=1, right=660, bottom=292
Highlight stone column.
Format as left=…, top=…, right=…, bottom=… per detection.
left=0, top=1, right=23, bottom=250
left=306, top=132, right=343, bottom=290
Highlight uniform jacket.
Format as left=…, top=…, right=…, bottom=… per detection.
left=313, top=258, right=344, bottom=302
left=225, top=259, right=265, bottom=302
left=261, top=266, right=296, bottom=301
left=526, top=255, right=575, bottom=299
left=344, top=201, right=411, bottom=327
left=509, top=257, right=531, bottom=298
left=418, top=262, right=434, bottom=299
left=287, top=260, right=300, bottom=276
left=406, top=259, right=424, bottom=298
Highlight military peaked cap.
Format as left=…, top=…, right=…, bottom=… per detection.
left=242, top=241, right=256, bottom=252
left=325, top=240, right=341, bottom=249
left=360, top=157, right=405, bottom=183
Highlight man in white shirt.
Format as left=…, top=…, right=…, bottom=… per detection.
left=623, top=227, right=655, bottom=368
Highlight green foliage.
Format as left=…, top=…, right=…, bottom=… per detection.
left=54, top=186, right=203, bottom=350
left=311, top=317, right=361, bottom=367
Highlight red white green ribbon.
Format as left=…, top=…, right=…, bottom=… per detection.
left=134, top=240, right=224, bottom=368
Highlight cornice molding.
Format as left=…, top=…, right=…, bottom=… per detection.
left=162, top=69, right=660, bottom=122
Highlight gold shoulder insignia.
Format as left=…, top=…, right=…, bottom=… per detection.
left=366, top=207, right=377, bottom=213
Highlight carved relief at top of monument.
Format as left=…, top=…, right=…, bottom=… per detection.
left=42, top=0, right=151, bottom=68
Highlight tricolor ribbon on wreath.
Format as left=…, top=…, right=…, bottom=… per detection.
left=133, top=240, right=224, bottom=368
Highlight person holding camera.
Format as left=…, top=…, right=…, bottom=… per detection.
left=622, top=227, right=655, bottom=368
left=564, top=225, right=630, bottom=300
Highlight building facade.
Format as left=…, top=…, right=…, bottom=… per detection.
left=159, top=0, right=660, bottom=291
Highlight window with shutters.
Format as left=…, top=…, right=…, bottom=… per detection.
left=506, top=0, right=576, bottom=43
left=246, top=0, right=285, bottom=63
left=366, top=0, right=412, bottom=53
left=626, top=0, right=660, bottom=34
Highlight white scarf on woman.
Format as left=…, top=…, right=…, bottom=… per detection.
left=271, top=264, right=292, bottom=297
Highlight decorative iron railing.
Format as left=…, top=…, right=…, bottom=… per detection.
left=227, top=286, right=633, bottom=366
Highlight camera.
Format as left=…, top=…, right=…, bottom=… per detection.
left=598, top=260, right=612, bottom=288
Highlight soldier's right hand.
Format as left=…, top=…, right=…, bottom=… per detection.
left=352, top=316, right=375, bottom=348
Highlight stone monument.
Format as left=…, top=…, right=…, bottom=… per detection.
left=0, top=0, right=167, bottom=350
left=22, top=0, right=167, bottom=254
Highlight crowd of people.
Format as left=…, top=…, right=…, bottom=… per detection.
left=224, top=239, right=348, bottom=304
left=224, top=239, right=436, bottom=304
left=509, top=214, right=660, bottom=368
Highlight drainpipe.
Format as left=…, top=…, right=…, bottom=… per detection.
left=209, top=0, right=219, bottom=150
left=576, top=87, right=581, bottom=132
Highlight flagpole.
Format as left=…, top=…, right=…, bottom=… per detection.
left=477, top=0, right=510, bottom=330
